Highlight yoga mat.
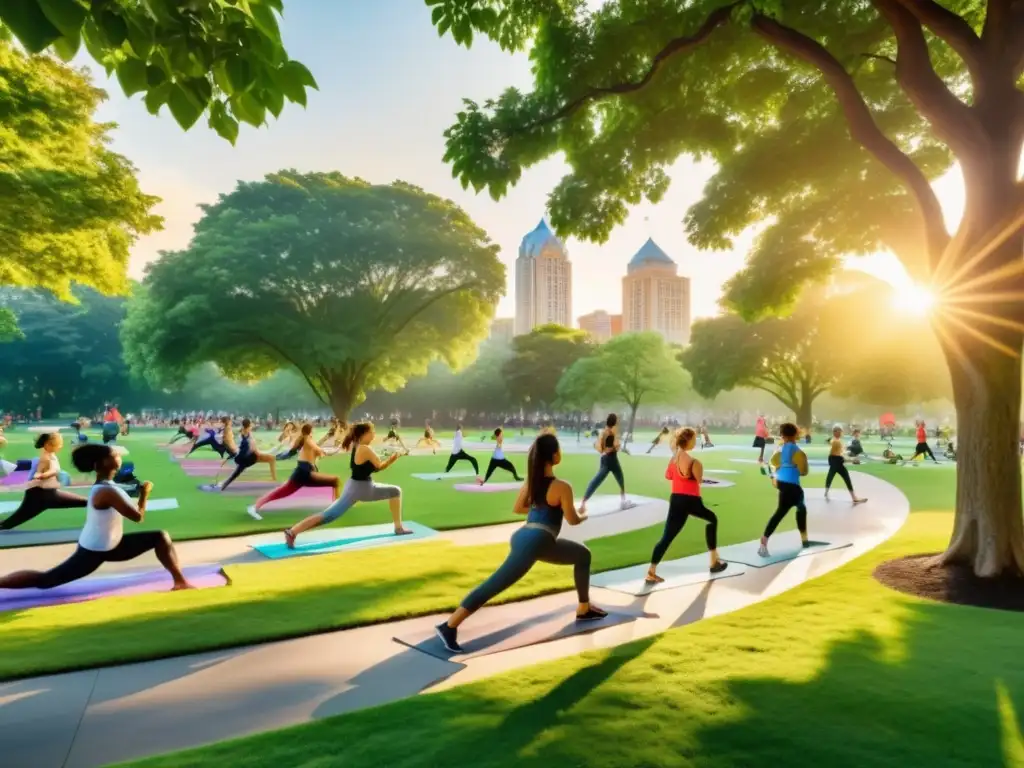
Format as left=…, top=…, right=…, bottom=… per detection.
left=592, top=554, right=747, bottom=596
left=1, top=471, right=30, bottom=486
left=183, top=464, right=275, bottom=477
left=0, top=565, right=227, bottom=612
left=729, top=458, right=826, bottom=468
left=454, top=482, right=522, bottom=493
left=718, top=535, right=852, bottom=568
left=0, top=497, right=178, bottom=514
left=249, top=521, right=436, bottom=559
left=0, top=528, right=81, bottom=546
left=411, top=471, right=477, bottom=481
left=703, top=469, right=739, bottom=474
left=256, top=484, right=337, bottom=511
left=394, top=605, right=646, bottom=662
left=582, top=494, right=661, bottom=518
left=199, top=480, right=283, bottom=494
left=701, top=479, right=735, bottom=489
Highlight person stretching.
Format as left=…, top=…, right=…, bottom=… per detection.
left=216, top=418, right=278, bottom=491
left=646, top=426, right=671, bottom=454
left=0, top=444, right=192, bottom=591
left=907, top=420, right=939, bottom=463
left=0, top=433, right=86, bottom=531
left=169, top=421, right=196, bottom=445
left=753, top=415, right=769, bottom=463
left=415, top=421, right=441, bottom=454
left=272, top=421, right=299, bottom=460
left=383, top=418, right=408, bottom=453
left=700, top=420, right=714, bottom=449
left=758, top=423, right=810, bottom=557
left=478, top=428, right=522, bottom=484
left=283, top=422, right=410, bottom=547
left=646, top=428, right=727, bottom=582
left=434, top=433, right=606, bottom=654
left=248, top=424, right=340, bottom=520
left=824, top=427, right=867, bottom=504
left=579, top=414, right=633, bottom=515
left=187, top=417, right=230, bottom=457
left=445, top=423, right=480, bottom=477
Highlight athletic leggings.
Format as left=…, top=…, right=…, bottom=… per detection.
left=825, top=455, right=853, bottom=492
left=0, top=487, right=86, bottom=530
left=254, top=462, right=337, bottom=508
left=483, top=457, right=521, bottom=483
left=187, top=436, right=224, bottom=457
left=461, top=526, right=591, bottom=612
left=763, top=481, right=807, bottom=539
left=221, top=453, right=258, bottom=490
left=445, top=450, right=479, bottom=474
left=20, top=531, right=171, bottom=589
left=651, top=493, right=719, bottom=564
left=583, top=452, right=624, bottom=500
left=911, top=442, right=937, bottom=461
left=169, top=428, right=193, bottom=444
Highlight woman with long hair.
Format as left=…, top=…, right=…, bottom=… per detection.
left=283, top=421, right=410, bottom=547
left=0, top=432, right=86, bottom=531
left=414, top=420, right=441, bottom=454
left=434, top=433, right=606, bottom=654
left=215, top=418, right=278, bottom=491
left=646, top=428, right=727, bottom=583
left=477, top=427, right=522, bottom=485
left=0, top=443, right=192, bottom=591
left=578, top=414, right=633, bottom=516
left=248, top=423, right=340, bottom=519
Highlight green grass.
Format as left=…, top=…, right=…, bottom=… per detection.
left=122, top=477, right=1024, bottom=768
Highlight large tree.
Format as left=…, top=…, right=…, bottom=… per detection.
left=429, top=0, right=1024, bottom=577
left=122, top=171, right=505, bottom=418
left=0, top=0, right=315, bottom=140
left=503, top=323, right=593, bottom=409
left=557, top=332, right=688, bottom=437
left=0, top=38, right=160, bottom=310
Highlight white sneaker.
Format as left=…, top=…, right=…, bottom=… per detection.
left=247, top=506, right=263, bottom=520
left=757, top=544, right=770, bottom=558
left=620, top=499, right=637, bottom=510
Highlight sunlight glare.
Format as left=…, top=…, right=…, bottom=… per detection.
left=895, top=284, right=937, bottom=317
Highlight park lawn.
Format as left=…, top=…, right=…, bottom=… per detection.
left=122, top=478, right=1024, bottom=768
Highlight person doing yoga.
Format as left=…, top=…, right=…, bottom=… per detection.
left=283, top=422, right=410, bottom=547
left=646, top=428, right=727, bottom=582
left=758, top=423, right=810, bottom=557
left=445, top=423, right=480, bottom=477
left=700, top=420, right=714, bottom=449
left=187, top=416, right=232, bottom=458
left=434, top=433, right=607, bottom=654
left=415, top=421, right=441, bottom=454
left=216, top=418, right=277, bottom=491
left=825, top=427, right=867, bottom=504
left=753, top=415, right=769, bottom=462
left=646, top=426, right=672, bottom=454
left=248, top=423, right=340, bottom=519
left=0, top=444, right=193, bottom=591
left=272, top=421, right=299, bottom=459
left=383, top=418, right=408, bottom=452
left=478, top=428, right=522, bottom=484
left=579, top=414, right=633, bottom=516
left=907, top=420, right=939, bottom=463
left=0, top=433, right=86, bottom=531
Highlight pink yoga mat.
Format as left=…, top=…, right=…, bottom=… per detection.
left=183, top=464, right=274, bottom=477
left=260, top=485, right=336, bottom=511
left=454, top=482, right=523, bottom=493
left=1, top=471, right=30, bottom=487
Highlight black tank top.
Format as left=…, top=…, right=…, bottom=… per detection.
left=350, top=446, right=375, bottom=481
left=525, top=476, right=563, bottom=534
left=603, top=432, right=615, bottom=451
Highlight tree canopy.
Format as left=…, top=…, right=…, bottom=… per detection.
left=0, top=0, right=315, bottom=141
left=122, top=171, right=505, bottom=418
left=503, top=323, right=593, bottom=408
left=0, top=38, right=161, bottom=303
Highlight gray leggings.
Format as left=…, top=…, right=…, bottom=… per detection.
left=321, top=479, right=401, bottom=523
left=461, top=526, right=592, bottom=613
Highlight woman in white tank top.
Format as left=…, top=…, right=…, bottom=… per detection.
left=0, top=443, right=193, bottom=591
left=0, top=432, right=86, bottom=532
left=478, top=427, right=522, bottom=485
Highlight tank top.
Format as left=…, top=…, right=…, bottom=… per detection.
left=830, top=437, right=843, bottom=456
left=452, top=429, right=463, bottom=453
left=603, top=432, right=615, bottom=452
left=756, top=418, right=768, bottom=438
left=350, top=446, right=375, bottom=481
left=666, top=457, right=701, bottom=496
left=29, top=452, right=60, bottom=489
left=525, top=476, right=563, bottom=535
left=775, top=442, right=802, bottom=485
left=493, top=438, right=504, bottom=460
left=238, top=432, right=252, bottom=457
left=79, top=481, right=133, bottom=552
left=916, top=425, right=926, bottom=442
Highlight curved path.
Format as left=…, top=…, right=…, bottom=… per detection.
left=0, top=472, right=908, bottom=768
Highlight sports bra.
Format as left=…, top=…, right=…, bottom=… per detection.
left=603, top=432, right=615, bottom=451
left=350, top=445, right=376, bottom=481
left=666, top=458, right=701, bottom=496
left=525, top=476, right=563, bottom=535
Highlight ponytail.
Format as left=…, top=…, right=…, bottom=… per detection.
left=342, top=422, right=372, bottom=450
left=291, top=423, right=313, bottom=452
left=527, top=433, right=560, bottom=507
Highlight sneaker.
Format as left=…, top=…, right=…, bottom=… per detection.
left=247, top=506, right=263, bottom=521
left=576, top=606, right=609, bottom=622
left=757, top=543, right=770, bottom=558
left=435, top=622, right=463, bottom=653
left=710, top=561, right=729, bottom=574
left=853, top=497, right=868, bottom=505
left=620, top=499, right=637, bottom=511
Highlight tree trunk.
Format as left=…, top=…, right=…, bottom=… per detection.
left=327, top=379, right=358, bottom=421
left=794, top=399, right=813, bottom=433
left=626, top=401, right=640, bottom=444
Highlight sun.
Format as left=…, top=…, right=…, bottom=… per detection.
left=895, top=284, right=937, bottom=317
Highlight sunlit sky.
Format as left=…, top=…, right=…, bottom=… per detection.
left=81, top=0, right=965, bottom=323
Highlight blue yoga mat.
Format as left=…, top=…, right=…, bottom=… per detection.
left=250, top=521, right=437, bottom=559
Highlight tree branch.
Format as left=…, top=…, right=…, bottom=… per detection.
left=253, top=333, right=327, bottom=405
left=861, top=52, right=897, bottom=65
left=751, top=14, right=951, bottom=261
left=892, top=0, right=984, bottom=81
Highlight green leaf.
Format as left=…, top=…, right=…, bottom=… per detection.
left=208, top=101, right=240, bottom=144
left=126, top=17, right=154, bottom=59
left=52, top=29, right=82, bottom=61
left=431, top=6, right=444, bottom=25
left=226, top=56, right=255, bottom=93
left=37, top=0, right=87, bottom=37
left=232, top=91, right=266, bottom=126
left=115, top=57, right=148, bottom=96
left=143, top=81, right=172, bottom=115
left=145, top=64, right=167, bottom=87
left=168, top=82, right=206, bottom=129
left=212, top=60, right=233, bottom=94
left=249, top=1, right=281, bottom=41
left=281, top=60, right=317, bottom=89
left=274, top=62, right=306, bottom=106
left=95, top=8, right=129, bottom=47
left=264, top=85, right=284, bottom=118
left=1, top=0, right=63, bottom=53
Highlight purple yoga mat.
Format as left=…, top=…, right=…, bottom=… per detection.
left=0, top=565, right=228, bottom=612
left=1, top=471, right=30, bottom=486
left=454, top=482, right=523, bottom=493
left=197, top=480, right=283, bottom=494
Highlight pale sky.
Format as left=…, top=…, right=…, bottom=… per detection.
left=81, top=0, right=962, bottom=323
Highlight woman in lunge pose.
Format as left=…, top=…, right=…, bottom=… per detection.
left=444, top=422, right=480, bottom=477
left=0, top=433, right=86, bottom=531
left=187, top=416, right=232, bottom=458
left=646, top=428, right=727, bottom=583
left=478, top=427, right=522, bottom=484
left=646, top=426, right=672, bottom=454
left=248, top=423, right=339, bottom=519
left=0, top=444, right=192, bottom=590
left=824, top=426, right=867, bottom=504
left=414, top=420, right=441, bottom=454
left=383, top=418, right=408, bottom=453
left=216, top=418, right=278, bottom=491
left=758, top=423, right=810, bottom=557
left=907, top=420, right=940, bottom=463
left=283, top=422, right=410, bottom=547
left=579, top=414, right=633, bottom=516
left=434, top=433, right=606, bottom=654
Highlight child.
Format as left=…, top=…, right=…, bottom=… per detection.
left=759, top=422, right=810, bottom=557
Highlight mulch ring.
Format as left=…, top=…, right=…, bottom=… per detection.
left=874, top=553, right=1024, bottom=612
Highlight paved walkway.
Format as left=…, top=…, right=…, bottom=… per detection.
left=0, top=473, right=908, bottom=768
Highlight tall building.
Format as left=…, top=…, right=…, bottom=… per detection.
left=488, top=317, right=515, bottom=345
left=515, top=219, right=572, bottom=335
left=622, top=238, right=691, bottom=345
left=578, top=310, right=622, bottom=342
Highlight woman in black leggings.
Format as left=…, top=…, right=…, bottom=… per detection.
left=579, top=414, right=633, bottom=515
left=0, top=433, right=86, bottom=531
left=647, top=428, right=727, bottom=582
left=0, top=444, right=192, bottom=591
left=478, top=428, right=522, bottom=484
left=824, top=426, right=867, bottom=504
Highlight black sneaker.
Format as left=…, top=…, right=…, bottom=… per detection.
left=435, top=622, right=463, bottom=654
left=576, top=606, right=609, bottom=622
left=710, top=561, right=729, bottom=574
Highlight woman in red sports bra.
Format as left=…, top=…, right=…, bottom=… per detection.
left=646, top=427, right=727, bottom=583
